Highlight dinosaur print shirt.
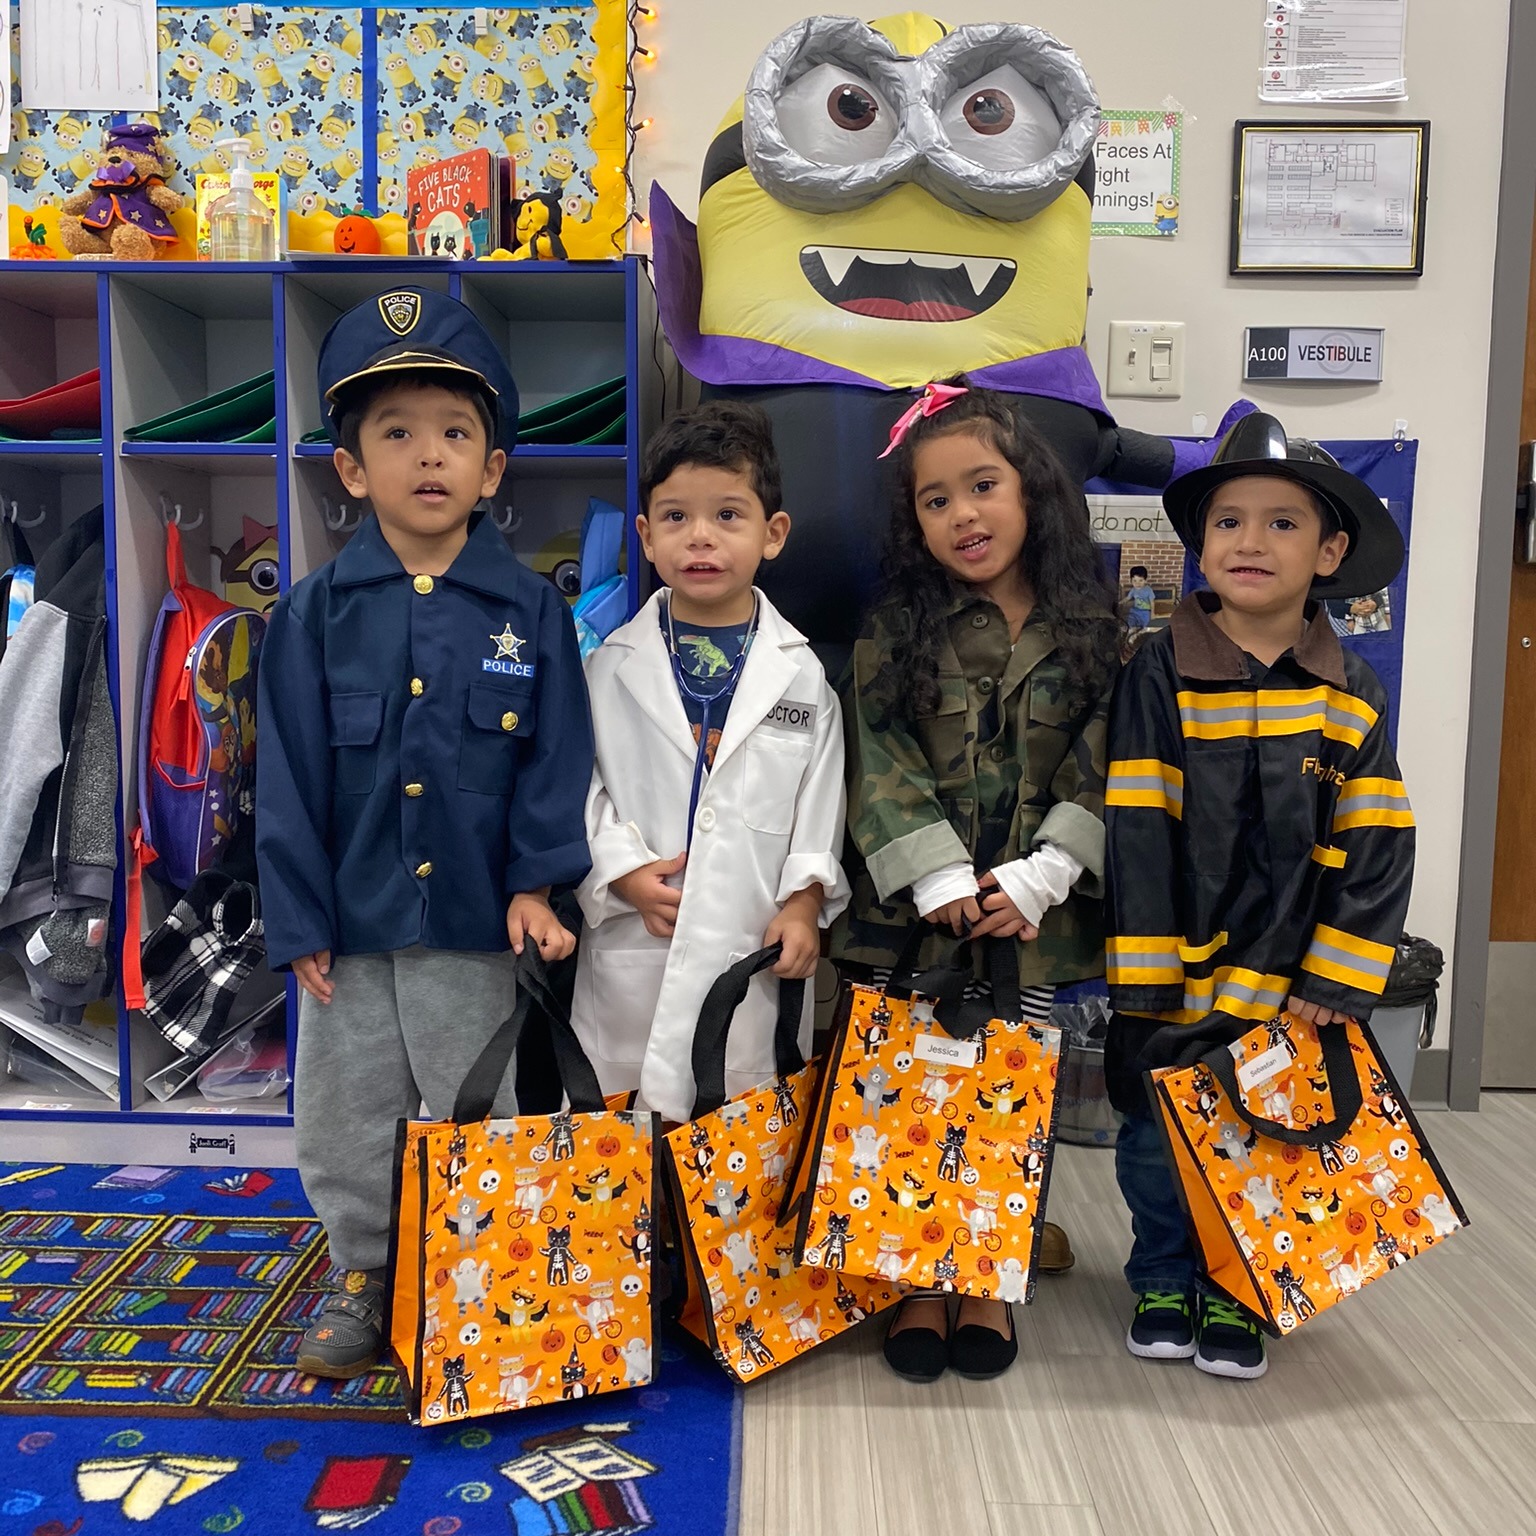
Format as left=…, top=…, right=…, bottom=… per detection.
left=661, top=612, right=752, bottom=769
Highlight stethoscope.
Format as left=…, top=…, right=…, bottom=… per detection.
left=664, top=592, right=759, bottom=849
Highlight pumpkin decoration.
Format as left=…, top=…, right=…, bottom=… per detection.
left=333, top=209, right=381, bottom=255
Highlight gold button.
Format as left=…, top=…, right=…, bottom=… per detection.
left=410, top=677, right=424, bottom=697
left=501, top=711, right=519, bottom=732
left=405, top=782, right=423, bottom=798
left=415, top=861, right=433, bottom=878
left=413, top=574, right=434, bottom=595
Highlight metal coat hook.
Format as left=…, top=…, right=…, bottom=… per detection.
left=17, top=500, right=46, bottom=529
left=322, top=494, right=362, bottom=533
left=491, top=501, right=521, bottom=533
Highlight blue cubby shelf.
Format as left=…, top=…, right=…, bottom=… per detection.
left=0, top=255, right=667, bottom=1143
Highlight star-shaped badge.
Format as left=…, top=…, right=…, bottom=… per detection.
left=490, top=624, right=524, bottom=661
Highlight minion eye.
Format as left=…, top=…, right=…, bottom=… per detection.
left=774, top=62, right=897, bottom=167
left=962, top=89, right=1014, bottom=136
left=940, top=65, right=1060, bottom=173
left=828, top=83, right=879, bottom=131
left=249, top=558, right=280, bottom=595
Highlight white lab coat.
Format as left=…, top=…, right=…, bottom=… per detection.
left=572, top=589, right=850, bottom=1122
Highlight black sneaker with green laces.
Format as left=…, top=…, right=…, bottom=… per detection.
left=296, top=1268, right=387, bottom=1380
left=1194, top=1294, right=1268, bottom=1379
left=1126, top=1291, right=1197, bottom=1360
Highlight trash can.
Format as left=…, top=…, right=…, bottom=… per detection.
left=1368, top=935, right=1444, bottom=1094
left=1051, top=993, right=1123, bottom=1146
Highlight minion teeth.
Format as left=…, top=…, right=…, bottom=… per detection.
left=799, top=245, right=1016, bottom=322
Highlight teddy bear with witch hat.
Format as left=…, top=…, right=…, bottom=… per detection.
left=60, top=123, right=183, bottom=259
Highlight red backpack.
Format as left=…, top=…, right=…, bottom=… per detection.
left=123, top=523, right=264, bottom=1008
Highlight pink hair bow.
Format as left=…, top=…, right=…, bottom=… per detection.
left=878, top=382, right=969, bottom=459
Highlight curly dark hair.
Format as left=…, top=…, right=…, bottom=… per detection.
left=874, top=386, right=1121, bottom=717
left=640, top=400, right=782, bottom=518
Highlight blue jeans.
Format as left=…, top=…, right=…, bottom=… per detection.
left=1114, top=1108, right=1202, bottom=1295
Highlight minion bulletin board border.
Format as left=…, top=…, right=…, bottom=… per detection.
left=1, top=2, right=628, bottom=260
left=1090, top=110, right=1182, bottom=237
left=1087, top=437, right=1416, bottom=740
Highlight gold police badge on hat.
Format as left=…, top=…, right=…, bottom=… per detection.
left=378, top=291, right=422, bottom=337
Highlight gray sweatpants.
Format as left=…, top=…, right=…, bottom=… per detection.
left=295, top=945, right=520, bottom=1271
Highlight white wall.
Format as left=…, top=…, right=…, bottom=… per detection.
left=634, top=1, right=1512, bottom=1016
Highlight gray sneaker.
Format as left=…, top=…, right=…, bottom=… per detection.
left=296, top=1268, right=387, bottom=1379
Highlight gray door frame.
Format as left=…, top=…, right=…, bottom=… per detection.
left=1452, top=0, right=1536, bottom=1109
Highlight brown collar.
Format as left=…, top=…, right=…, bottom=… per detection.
left=1169, top=592, right=1347, bottom=689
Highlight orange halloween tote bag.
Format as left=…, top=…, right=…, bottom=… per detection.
left=388, top=949, right=657, bottom=1423
left=795, top=933, right=1064, bottom=1301
left=663, top=947, right=896, bottom=1381
left=1151, top=1013, right=1467, bottom=1336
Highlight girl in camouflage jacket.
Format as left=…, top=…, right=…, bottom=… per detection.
left=833, top=384, right=1119, bottom=1382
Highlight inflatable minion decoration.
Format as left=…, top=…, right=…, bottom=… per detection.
left=652, top=12, right=1236, bottom=646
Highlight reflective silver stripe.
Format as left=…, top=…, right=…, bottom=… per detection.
left=1111, top=950, right=1181, bottom=971
left=1107, top=773, right=1184, bottom=805
left=1305, top=940, right=1393, bottom=980
left=1335, top=793, right=1409, bottom=813
left=1179, top=702, right=1255, bottom=724
left=1202, top=977, right=1289, bottom=1009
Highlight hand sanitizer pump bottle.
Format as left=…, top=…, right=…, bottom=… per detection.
left=209, top=139, right=275, bottom=262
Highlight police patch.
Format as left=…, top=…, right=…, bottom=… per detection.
left=378, top=291, right=422, bottom=337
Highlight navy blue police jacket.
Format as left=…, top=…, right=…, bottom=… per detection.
left=255, top=512, right=594, bottom=969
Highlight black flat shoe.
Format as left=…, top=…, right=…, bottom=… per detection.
left=950, top=1301, right=1018, bottom=1380
left=882, top=1297, right=951, bottom=1383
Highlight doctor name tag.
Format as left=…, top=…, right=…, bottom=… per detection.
left=765, top=700, right=817, bottom=733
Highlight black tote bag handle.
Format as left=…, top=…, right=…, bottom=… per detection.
left=453, top=947, right=606, bottom=1124
left=1202, top=1022, right=1363, bottom=1147
left=689, top=944, right=806, bottom=1119
left=885, top=922, right=1025, bottom=1040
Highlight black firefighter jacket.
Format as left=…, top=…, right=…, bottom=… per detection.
left=1105, top=593, right=1414, bottom=1028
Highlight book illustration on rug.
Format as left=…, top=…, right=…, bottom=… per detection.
left=76, top=1450, right=241, bottom=1522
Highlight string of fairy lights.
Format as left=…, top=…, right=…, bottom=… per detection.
left=625, top=0, right=657, bottom=250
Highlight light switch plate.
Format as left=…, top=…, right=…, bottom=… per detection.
left=1107, top=321, right=1186, bottom=398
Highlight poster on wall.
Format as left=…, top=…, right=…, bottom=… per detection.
left=1230, top=121, right=1429, bottom=276
left=20, top=0, right=158, bottom=113
left=1261, top=0, right=1409, bottom=103
left=1091, top=110, right=1181, bottom=237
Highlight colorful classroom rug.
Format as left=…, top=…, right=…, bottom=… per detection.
left=0, top=1162, right=739, bottom=1535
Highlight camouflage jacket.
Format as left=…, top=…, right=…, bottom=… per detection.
left=832, top=592, right=1112, bottom=985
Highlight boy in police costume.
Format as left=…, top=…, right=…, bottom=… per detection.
left=256, top=289, right=594, bottom=1377
left=1104, top=412, right=1413, bottom=1380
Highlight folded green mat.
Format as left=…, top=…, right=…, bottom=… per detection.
left=125, top=371, right=277, bottom=444
left=299, top=426, right=330, bottom=444
left=517, top=375, right=626, bottom=445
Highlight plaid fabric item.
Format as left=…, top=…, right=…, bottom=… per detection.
left=141, top=871, right=265, bottom=1055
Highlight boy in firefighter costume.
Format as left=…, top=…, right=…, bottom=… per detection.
left=1104, top=413, right=1412, bottom=1381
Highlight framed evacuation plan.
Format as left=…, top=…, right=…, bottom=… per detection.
left=1230, top=120, right=1429, bottom=276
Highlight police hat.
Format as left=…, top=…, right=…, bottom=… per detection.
left=1162, top=411, right=1404, bottom=598
left=317, top=288, right=520, bottom=454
